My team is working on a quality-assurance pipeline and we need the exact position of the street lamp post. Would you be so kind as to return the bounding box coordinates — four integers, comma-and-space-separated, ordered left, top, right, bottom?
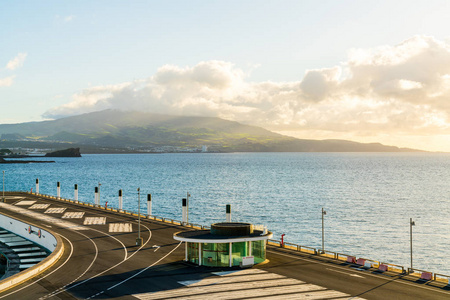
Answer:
2, 171, 4, 203
98, 182, 101, 206
321, 207, 326, 253
136, 188, 143, 246
186, 191, 190, 224
410, 218, 415, 271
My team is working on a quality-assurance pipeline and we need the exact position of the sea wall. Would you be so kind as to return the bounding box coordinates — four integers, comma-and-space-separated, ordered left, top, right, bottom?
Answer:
0, 214, 57, 252
0, 211, 63, 292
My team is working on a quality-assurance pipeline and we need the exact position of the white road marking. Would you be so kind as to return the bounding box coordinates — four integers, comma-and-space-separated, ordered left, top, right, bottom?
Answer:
29, 203, 50, 209
134, 269, 353, 300
108, 223, 132, 232
0, 235, 74, 299
152, 245, 160, 252
48, 223, 152, 298
62, 212, 85, 219
0, 202, 87, 230
39, 230, 99, 300
105, 242, 182, 293
327, 268, 365, 278
44, 207, 67, 214
270, 249, 450, 296
83, 217, 106, 225
15, 200, 36, 206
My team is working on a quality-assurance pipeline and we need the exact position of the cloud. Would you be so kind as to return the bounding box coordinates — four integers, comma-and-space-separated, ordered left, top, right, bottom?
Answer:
64, 15, 75, 22
6, 53, 27, 70
0, 76, 15, 87
44, 36, 450, 150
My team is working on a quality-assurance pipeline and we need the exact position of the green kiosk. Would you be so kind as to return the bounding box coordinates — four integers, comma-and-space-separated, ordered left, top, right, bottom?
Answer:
173, 222, 272, 267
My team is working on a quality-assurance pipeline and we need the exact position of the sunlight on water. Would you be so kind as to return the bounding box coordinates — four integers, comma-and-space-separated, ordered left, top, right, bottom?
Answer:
2, 152, 449, 274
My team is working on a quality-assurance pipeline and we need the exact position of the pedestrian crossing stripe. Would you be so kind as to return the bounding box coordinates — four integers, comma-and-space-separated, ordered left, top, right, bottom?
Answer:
15, 201, 36, 206
134, 269, 366, 300
62, 212, 85, 219
29, 204, 51, 209
44, 207, 67, 214
108, 223, 132, 232
0, 202, 89, 230
84, 217, 106, 225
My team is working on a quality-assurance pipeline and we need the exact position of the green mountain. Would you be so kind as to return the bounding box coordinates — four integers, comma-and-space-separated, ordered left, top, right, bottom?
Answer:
0, 110, 421, 152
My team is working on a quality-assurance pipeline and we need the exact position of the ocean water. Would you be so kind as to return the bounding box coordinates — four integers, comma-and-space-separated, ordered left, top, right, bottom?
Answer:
1, 153, 449, 274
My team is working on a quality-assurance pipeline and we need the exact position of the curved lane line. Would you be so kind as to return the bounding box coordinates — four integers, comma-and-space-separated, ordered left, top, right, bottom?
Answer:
47, 223, 152, 298
267, 249, 450, 296
39, 230, 100, 299
0, 235, 74, 299
86, 241, 183, 299
87, 226, 128, 261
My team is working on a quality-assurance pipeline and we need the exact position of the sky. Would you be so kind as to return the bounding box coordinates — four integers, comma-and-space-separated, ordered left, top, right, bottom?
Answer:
2, 0, 450, 151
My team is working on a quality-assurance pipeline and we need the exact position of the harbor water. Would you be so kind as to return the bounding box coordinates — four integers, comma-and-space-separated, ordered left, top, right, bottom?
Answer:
1, 152, 449, 274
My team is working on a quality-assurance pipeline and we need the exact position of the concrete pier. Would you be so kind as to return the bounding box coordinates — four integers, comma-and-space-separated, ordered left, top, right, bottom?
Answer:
0, 191, 448, 299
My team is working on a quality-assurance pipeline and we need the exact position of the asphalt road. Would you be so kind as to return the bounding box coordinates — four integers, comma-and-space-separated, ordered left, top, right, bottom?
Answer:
0, 193, 448, 299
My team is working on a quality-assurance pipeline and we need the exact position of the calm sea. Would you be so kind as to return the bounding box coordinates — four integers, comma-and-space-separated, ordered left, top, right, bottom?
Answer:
2, 153, 449, 274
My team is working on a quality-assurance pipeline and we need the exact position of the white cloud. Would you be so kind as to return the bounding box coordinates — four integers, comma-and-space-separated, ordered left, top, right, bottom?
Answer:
44, 36, 450, 150
0, 76, 15, 87
6, 53, 27, 70
64, 15, 75, 22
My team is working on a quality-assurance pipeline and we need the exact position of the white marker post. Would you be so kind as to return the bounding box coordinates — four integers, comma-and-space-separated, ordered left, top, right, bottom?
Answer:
118, 189, 123, 211
95, 186, 99, 206
147, 194, 152, 217
74, 184, 78, 202
226, 204, 231, 222
35, 179, 39, 194
182, 198, 187, 225
57, 182, 60, 199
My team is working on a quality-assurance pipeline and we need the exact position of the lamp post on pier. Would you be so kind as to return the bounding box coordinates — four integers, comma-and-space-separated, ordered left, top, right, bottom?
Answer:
98, 182, 101, 206
2, 171, 4, 203
186, 191, 190, 224
321, 207, 326, 253
410, 218, 415, 271
136, 187, 143, 246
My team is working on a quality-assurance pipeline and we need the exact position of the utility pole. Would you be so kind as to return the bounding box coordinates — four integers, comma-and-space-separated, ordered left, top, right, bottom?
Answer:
98, 182, 101, 206
321, 207, 326, 253
2, 171, 4, 203
410, 218, 415, 271
136, 188, 143, 246
186, 191, 190, 224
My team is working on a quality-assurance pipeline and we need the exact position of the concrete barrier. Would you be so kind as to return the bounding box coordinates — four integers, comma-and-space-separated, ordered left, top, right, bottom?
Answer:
346, 256, 356, 263
379, 264, 389, 272
421, 272, 433, 281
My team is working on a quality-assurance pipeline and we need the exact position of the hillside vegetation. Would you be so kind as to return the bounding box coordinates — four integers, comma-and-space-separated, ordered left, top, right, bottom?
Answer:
0, 110, 421, 153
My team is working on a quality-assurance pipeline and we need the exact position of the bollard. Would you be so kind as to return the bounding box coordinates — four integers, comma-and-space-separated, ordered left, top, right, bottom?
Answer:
57, 182, 60, 199
281, 234, 285, 248
182, 198, 187, 225
226, 204, 231, 222
74, 184, 78, 202
118, 189, 123, 211
147, 194, 152, 216
36, 179, 39, 194
95, 186, 99, 206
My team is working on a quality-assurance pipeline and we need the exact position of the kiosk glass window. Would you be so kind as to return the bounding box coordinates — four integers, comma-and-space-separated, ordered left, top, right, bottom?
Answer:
202, 243, 229, 267
187, 242, 199, 264
252, 240, 266, 263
